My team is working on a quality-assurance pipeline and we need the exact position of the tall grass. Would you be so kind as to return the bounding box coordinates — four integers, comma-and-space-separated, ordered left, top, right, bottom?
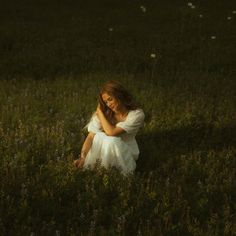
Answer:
0, 0, 236, 235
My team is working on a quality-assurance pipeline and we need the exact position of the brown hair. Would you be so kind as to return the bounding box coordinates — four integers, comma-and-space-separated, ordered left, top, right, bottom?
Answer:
98, 80, 138, 124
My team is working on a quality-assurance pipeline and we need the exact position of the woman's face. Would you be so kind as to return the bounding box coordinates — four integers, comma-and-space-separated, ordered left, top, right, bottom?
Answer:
101, 93, 120, 112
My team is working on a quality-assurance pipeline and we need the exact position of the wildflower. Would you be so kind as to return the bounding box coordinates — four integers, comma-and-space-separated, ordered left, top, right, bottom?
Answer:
21, 183, 27, 196
148, 191, 157, 200
199, 14, 203, 18
191, 5, 196, 9
56, 230, 60, 236
109, 27, 113, 32
103, 174, 109, 186
80, 213, 85, 220
137, 229, 142, 236
233, 10, 236, 14
187, 2, 193, 7
89, 220, 96, 233
150, 53, 156, 58
211, 36, 216, 39
227, 16, 232, 20
140, 6, 147, 13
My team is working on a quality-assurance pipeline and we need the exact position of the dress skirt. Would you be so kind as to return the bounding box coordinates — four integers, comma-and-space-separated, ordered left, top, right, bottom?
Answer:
83, 132, 137, 175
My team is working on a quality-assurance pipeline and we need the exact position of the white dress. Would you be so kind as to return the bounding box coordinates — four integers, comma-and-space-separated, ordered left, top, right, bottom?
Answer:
83, 109, 145, 175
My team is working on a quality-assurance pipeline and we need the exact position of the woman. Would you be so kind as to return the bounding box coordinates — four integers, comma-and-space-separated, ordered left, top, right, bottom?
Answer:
74, 80, 145, 175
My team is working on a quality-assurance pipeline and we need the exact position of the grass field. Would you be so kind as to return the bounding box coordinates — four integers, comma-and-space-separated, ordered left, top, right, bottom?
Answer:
0, 0, 236, 235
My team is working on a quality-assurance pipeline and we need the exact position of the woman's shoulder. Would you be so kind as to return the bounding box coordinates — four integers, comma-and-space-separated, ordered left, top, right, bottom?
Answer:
129, 108, 145, 114
90, 112, 100, 122
128, 108, 145, 119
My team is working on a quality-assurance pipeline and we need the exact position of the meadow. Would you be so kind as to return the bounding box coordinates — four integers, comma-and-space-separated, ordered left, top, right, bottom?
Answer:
0, 0, 236, 235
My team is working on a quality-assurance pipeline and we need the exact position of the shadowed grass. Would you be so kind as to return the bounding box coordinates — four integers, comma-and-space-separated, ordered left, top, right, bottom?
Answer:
0, 0, 236, 235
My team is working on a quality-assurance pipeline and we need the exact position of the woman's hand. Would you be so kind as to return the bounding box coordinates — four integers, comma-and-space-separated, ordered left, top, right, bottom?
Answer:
74, 157, 85, 168
74, 152, 86, 168
74, 150, 87, 168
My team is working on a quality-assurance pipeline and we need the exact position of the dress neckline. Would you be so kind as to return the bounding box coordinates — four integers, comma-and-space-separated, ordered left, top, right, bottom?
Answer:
115, 110, 131, 124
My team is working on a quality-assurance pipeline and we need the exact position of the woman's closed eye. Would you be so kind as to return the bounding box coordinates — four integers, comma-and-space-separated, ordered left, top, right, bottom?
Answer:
105, 97, 113, 104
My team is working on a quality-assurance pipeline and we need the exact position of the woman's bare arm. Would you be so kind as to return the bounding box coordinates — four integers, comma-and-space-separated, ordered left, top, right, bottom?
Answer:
96, 106, 125, 136
74, 132, 95, 168
80, 132, 95, 158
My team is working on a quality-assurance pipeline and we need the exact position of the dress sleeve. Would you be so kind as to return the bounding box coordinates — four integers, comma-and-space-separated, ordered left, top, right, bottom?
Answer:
116, 109, 145, 134
87, 113, 103, 133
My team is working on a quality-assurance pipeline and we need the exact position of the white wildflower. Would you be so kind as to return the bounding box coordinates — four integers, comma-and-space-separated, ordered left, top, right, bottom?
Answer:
150, 53, 156, 58
140, 5, 147, 13
199, 14, 203, 18
191, 5, 196, 9
56, 230, 60, 236
109, 27, 113, 32
232, 10, 236, 14
227, 16, 232, 20
80, 213, 85, 219
187, 2, 193, 7
211, 36, 216, 40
